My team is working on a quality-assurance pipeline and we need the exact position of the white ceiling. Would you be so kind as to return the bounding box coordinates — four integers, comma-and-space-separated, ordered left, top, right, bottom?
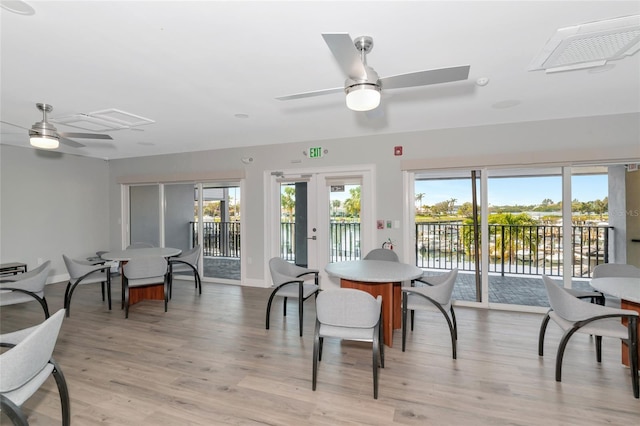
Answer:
1, 1, 639, 160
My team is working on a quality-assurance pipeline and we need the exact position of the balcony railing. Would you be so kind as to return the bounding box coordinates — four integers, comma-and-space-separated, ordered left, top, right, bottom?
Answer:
416, 222, 612, 278
280, 221, 361, 262
192, 220, 612, 278
191, 221, 240, 258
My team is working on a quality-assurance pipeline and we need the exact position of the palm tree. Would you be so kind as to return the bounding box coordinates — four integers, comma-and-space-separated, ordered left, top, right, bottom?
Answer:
281, 186, 295, 223
415, 193, 425, 214
331, 199, 341, 218
343, 187, 361, 218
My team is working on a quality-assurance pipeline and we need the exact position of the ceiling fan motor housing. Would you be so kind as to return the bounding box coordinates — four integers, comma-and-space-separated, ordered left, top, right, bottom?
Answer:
29, 120, 59, 140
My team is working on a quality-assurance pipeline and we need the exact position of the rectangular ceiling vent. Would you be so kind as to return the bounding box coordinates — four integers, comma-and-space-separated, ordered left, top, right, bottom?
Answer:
51, 109, 155, 132
528, 14, 640, 73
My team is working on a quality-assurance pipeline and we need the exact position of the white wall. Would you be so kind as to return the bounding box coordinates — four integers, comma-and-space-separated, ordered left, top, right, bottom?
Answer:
2, 114, 637, 286
106, 113, 640, 285
0, 145, 110, 283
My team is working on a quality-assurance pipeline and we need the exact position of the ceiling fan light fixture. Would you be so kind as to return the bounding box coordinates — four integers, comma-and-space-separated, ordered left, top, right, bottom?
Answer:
30, 134, 59, 149
345, 84, 381, 112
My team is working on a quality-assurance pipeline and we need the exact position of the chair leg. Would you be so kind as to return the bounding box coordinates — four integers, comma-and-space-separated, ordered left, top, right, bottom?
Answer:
64, 282, 72, 317
51, 358, 71, 426
538, 313, 551, 356
372, 334, 379, 399
101, 281, 105, 301
0, 395, 28, 426
555, 329, 579, 382
313, 322, 320, 391
107, 273, 112, 311
265, 290, 279, 330
125, 284, 130, 319
450, 306, 458, 340
283, 297, 288, 317
444, 312, 457, 360
595, 335, 602, 363
379, 313, 385, 368
164, 278, 169, 312
402, 292, 408, 352
298, 284, 304, 337
41, 297, 51, 319
628, 317, 638, 398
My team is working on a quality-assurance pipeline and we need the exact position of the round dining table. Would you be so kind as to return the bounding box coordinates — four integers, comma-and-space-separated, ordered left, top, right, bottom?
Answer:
102, 247, 182, 306
325, 259, 423, 347
590, 276, 640, 367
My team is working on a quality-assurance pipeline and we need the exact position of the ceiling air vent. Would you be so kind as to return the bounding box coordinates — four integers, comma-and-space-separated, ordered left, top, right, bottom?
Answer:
51, 109, 155, 132
529, 14, 640, 73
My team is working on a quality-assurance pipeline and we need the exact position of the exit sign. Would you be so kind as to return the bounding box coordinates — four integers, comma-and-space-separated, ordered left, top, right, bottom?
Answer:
309, 147, 323, 158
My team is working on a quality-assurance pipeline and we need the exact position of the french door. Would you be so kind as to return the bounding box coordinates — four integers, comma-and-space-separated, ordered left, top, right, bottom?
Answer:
268, 166, 375, 288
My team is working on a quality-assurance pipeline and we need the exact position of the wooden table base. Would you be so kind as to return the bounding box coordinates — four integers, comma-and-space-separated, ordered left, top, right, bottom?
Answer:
128, 283, 165, 305
339, 278, 401, 347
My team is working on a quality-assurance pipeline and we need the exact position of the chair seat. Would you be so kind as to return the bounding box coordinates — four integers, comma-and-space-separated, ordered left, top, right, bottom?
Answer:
273, 283, 319, 299
405, 286, 452, 311
2, 364, 54, 406
319, 324, 376, 340
127, 276, 166, 287
0, 290, 45, 306
548, 311, 630, 339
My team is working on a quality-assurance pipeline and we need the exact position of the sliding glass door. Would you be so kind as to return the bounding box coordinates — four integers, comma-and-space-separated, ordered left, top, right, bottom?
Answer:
127, 181, 242, 284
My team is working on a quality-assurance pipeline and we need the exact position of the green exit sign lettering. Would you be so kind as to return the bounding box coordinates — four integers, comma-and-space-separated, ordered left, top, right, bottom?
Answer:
309, 147, 323, 158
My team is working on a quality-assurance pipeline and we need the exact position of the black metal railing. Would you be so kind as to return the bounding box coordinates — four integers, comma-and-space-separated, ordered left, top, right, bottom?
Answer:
191, 222, 241, 258
280, 221, 361, 262
415, 222, 612, 278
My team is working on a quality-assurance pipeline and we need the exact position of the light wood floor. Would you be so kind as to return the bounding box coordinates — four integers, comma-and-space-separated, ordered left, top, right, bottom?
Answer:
1, 278, 638, 425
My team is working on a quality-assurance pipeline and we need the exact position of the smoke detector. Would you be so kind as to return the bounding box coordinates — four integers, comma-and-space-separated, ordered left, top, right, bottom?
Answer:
529, 15, 640, 73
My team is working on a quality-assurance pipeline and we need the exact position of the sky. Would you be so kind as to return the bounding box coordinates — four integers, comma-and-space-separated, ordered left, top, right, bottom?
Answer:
415, 174, 608, 207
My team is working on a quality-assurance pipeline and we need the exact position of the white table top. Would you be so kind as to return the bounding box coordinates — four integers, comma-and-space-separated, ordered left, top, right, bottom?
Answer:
325, 259, 423, 283
590, 277, 640, 303
101, 247, 182, 261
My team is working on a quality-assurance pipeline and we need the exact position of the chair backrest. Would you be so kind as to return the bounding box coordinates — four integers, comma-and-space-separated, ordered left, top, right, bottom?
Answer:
593, 263, 640, 278
62, 254, 100, 280
123, 256, 167, 280
316, 288, 381, 328
424, 269, 458, 305
0, 261, 50, 294
0, 309, 65, 393
542, 275, 603, 321
363, 248, 399, 262
177, 245, 200, 266
127, 242, 154, 249
269, 257, 313, 286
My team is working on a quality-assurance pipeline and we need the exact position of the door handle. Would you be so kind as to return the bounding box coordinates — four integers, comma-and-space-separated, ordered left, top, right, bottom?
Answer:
307, 236, 317, 240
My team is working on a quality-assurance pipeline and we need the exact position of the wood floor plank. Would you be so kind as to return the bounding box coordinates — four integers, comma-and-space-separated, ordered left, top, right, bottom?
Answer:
1, 278, 638, 425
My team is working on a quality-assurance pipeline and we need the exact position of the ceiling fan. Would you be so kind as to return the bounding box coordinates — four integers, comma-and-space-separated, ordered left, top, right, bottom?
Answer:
277, 33, 471, 112
1, 103, 113, 149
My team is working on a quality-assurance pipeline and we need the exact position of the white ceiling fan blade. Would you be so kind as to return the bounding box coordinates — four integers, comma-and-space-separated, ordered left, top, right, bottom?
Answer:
380, 65, 470, 90
276, 87, 344, 101
0, 120, 29, 131
59, 137, 86, 148
58, 131, 113, 140
322, 33, 368, 79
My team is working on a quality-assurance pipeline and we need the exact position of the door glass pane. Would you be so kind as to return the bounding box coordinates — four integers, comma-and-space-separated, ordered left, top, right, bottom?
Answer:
487, 170, 561, 307
130, 185, 159, 247
200, 184, 241, 281
570, 166, 610, 292
280, 182, 308, 265
329, 183, 361, 262
415, 173, 480, 302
